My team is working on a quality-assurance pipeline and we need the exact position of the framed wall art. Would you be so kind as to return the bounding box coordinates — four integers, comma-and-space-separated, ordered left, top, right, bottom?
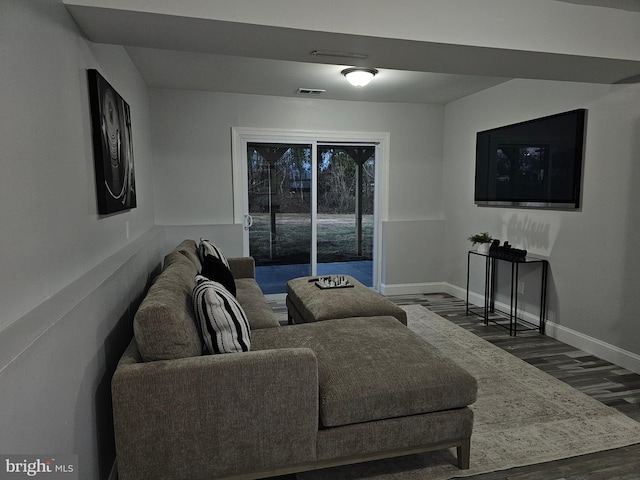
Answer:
87, 69, 137, 214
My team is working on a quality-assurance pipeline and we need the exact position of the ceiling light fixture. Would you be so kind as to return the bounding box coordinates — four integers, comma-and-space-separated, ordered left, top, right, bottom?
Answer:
341, 68, 378, 87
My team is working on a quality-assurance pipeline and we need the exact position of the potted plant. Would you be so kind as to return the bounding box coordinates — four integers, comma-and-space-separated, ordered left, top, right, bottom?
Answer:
468, 232, 493, 254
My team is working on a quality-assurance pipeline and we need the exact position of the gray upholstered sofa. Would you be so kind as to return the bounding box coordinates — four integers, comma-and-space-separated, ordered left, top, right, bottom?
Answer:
112, 240, 477, 480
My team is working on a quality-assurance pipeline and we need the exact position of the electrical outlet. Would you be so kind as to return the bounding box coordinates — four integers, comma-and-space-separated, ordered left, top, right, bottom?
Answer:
518, 281, 525, 294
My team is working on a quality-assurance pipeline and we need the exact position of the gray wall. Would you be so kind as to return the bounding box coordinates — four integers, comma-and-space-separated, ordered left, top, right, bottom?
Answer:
150, 89, 448, 286
0, 229, 166, 479
442, 78, 640, 368
0, 1, 157, 478
0, 0, 155, 333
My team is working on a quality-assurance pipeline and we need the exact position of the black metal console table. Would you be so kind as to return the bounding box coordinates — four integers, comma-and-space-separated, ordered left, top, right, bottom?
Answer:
465, 251, 549, 336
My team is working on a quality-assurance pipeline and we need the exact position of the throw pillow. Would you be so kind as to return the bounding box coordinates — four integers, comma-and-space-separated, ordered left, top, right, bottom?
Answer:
192, 275, 251, 354
201, 254, 237, 297
198, 238, 230, 268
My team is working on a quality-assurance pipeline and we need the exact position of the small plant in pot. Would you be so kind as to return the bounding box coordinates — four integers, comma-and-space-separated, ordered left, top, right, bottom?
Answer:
468, 232, 493, 254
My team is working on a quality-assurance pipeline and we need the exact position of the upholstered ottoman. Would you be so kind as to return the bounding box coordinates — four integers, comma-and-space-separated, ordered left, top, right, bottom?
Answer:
286, 275, 407, 325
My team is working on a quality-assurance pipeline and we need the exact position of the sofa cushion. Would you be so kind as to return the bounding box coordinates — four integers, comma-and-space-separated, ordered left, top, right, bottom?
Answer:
251, 316, 477, 427
193, 276, 251, 354
235, 278, 281, 330
227, 256, 255, 280
133, 260, 203, 362
201, 254, 236, 296
174, 239, 202, 271
198, 238, 229, 268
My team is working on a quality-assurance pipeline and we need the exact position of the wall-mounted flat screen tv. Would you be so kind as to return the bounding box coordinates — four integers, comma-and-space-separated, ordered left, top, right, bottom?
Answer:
474, 109, 586, 209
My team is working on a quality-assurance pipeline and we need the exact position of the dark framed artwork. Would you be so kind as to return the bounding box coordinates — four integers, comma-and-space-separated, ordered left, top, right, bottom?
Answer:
87, 69, 137, 214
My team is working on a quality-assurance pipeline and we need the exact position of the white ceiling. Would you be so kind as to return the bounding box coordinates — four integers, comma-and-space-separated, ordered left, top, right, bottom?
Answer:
124, 47, 511, 104
65, 0, 640, 104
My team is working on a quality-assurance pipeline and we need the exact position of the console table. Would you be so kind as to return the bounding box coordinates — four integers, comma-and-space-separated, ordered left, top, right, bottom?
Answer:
465, 251, 549, 336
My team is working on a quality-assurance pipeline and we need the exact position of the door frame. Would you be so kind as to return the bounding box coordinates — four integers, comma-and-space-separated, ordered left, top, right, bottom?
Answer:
231, 127, 390, 291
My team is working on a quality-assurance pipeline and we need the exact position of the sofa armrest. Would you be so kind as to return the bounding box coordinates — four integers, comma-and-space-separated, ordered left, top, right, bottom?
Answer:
228, 256, 255, 279
112, 345, 319, 480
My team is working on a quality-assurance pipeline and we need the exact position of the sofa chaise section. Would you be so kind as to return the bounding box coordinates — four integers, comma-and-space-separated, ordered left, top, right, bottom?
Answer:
252, 316, 476, 468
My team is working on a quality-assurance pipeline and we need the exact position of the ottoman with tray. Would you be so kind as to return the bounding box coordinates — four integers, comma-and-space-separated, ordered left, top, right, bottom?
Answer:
286, 275, 407, 325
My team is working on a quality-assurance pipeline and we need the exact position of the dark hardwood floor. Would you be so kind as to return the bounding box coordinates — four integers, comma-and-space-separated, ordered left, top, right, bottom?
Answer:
269, 292, 640, 480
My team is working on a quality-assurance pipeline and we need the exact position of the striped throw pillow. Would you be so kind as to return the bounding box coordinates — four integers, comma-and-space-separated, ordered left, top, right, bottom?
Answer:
198, 238, 230, 268
192, 275, 250, 354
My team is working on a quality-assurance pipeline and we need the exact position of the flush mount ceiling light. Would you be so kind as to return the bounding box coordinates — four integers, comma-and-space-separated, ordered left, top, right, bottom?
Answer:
341, 68, 378, 87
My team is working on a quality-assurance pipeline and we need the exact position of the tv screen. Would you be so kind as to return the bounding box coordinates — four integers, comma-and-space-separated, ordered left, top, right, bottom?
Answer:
474, 109, 586, 209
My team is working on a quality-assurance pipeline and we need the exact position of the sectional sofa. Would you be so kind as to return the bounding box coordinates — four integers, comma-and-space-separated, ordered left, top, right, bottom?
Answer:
111, 240, 477, 480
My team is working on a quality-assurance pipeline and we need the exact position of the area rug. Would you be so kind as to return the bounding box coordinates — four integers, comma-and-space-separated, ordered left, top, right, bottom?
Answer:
297, 304, 640, 480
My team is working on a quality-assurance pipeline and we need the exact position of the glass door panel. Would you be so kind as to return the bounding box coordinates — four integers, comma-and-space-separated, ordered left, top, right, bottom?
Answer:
247, 143, 312, 294
316, 146, 375, 287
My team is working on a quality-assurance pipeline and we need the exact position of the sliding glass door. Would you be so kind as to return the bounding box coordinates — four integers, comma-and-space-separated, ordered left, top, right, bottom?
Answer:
234, 129, 385, 295
316, 145, 375, 284
246, 143, 313, 294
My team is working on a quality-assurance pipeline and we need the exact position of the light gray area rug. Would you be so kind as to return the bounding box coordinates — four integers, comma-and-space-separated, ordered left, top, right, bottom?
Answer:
298, 304, 640, 480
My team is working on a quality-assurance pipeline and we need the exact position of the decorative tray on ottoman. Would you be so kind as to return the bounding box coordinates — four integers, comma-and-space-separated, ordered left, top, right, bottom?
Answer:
315, 276, 354, 289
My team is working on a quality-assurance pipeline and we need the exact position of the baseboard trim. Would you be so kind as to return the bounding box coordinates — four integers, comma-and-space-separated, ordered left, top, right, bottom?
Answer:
380, 282, 449, 296
383, 282, 640, 375
383, 282, 476, 302
445, 283, 469, 301
545, 321, 640, 375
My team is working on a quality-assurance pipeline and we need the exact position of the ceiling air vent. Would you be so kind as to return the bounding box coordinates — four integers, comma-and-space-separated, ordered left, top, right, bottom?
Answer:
297, 88, 326, 95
